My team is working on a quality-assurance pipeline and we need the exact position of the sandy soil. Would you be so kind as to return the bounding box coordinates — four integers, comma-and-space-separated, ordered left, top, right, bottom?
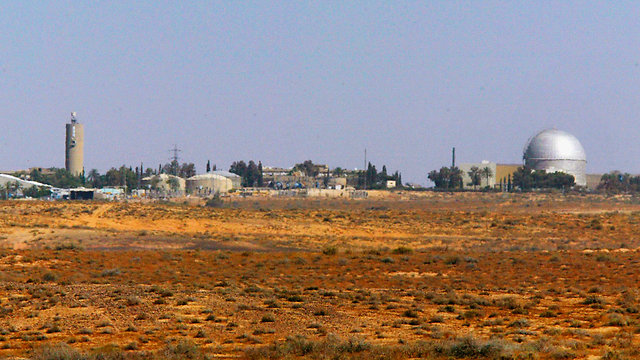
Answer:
0, 193, 639, 359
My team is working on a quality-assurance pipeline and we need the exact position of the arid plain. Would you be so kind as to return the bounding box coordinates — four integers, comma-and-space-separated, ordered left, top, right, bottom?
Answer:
1, 192, 640, 359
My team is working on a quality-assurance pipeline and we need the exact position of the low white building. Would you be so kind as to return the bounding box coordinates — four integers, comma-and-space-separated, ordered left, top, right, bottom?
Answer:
0, 174, 52, 189
187, 171, 241, 195
459, 161, 497, 189
141, 174, 186, 193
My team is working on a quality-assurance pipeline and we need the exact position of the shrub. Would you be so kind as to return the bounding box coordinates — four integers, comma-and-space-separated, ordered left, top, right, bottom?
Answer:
287, 295, 304, 302
607, 313, 628, 326
322, 247, 337, 255
100, 268, 121, 277
42, 272, 58, 282
444, 256, 461, 265
540, 310, 558, 318
261, 314, 275, 323
402, 309, 419, 318
392, 246, 413, 255
583, 295, 605, 305
205, 193, 224, 208
31, 343, 85, 360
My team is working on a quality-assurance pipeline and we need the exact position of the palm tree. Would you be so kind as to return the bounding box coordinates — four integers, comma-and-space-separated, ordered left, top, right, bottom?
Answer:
481, 167, 493, 188
87, 169, 101, 188
467, 166, 481, 189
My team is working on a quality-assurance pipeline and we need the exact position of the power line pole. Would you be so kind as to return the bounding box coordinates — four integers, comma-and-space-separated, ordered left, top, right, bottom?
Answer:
168, 145, 182, 176
363, 148, 367, 190
170, 144, 181, 163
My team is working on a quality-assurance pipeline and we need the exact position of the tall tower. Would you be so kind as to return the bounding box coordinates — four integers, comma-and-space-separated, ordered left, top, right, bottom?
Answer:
65, 112, 84, 176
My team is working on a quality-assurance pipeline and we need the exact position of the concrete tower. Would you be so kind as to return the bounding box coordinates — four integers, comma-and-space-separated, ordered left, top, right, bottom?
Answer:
65, 112, 84, 176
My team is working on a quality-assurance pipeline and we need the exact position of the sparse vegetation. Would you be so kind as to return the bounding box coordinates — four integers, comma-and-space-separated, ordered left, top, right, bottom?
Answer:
0, 195, 639, 358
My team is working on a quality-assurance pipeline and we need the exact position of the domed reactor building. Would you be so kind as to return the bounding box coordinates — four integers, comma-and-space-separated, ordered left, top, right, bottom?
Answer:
523, 129, 587, 187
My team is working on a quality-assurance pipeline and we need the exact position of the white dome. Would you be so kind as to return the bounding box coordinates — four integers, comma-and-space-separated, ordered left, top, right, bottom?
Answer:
523, 129, 586, 162
523, 129, 587, 186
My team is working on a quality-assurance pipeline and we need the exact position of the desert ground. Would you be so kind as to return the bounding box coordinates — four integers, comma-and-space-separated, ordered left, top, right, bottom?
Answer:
1, 192, 640, 359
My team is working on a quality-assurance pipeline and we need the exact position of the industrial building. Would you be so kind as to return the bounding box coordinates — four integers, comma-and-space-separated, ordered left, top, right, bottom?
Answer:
141, 174, 186, 194
65, 112, 84, 176
523, 129, 587, 187
0, 174, 51, 189
186, 171, 241, 195
459, 161, 497, 189
495, 164, 520, 188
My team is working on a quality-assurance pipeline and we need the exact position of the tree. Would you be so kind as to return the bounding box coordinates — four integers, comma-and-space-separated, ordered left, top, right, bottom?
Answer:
168, 177, 180, 192
23, 186, 51, 198
449, 167, 463, 189
87, 169, 102, 188
105, 168, 122, 187
428, 166, 463, 190
597, 171, 640, 193
0, 183, 7, 200
162, 160, 180, 176
512, 167, 574, 191
230, 160, 263, 187
379, 165, 388, 183
206, 160, 211, 173
366, 162, 378, 189
179, 163, 196, 178
467, 166, 481, 189
230, 161, 247, 178
293, 160, 318, 177
481, 166, 493, 188
246, 161, 260, 187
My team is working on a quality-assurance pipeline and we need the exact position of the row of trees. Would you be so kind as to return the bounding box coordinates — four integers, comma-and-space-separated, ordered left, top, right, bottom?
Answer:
597, 172, 640, 193
0, 182, 50, 199
24, 160, 196, 191
12, 158, 406, 195
428, 167, 463, 189
428, 166, 575, 191
359, 162, 402, 189
161, 161, 196, 178
511, 167, 575, 190
229, 160, 264, 187
28, 168, 84, 189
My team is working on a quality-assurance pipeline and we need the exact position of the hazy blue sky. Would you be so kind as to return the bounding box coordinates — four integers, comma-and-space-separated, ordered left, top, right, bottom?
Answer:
2, 1, 640, 184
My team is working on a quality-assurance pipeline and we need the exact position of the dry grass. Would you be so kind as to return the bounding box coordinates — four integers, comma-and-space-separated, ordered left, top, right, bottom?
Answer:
0, 194, 639, 358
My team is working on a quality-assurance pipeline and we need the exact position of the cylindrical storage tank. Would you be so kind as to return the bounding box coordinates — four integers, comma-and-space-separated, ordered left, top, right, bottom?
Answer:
523, 129, 587, 186
65, 120, 84, 176
187, 174, 233, 194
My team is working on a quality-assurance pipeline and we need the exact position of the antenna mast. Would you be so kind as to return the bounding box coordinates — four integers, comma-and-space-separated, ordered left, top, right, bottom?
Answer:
170, 144, 182, 163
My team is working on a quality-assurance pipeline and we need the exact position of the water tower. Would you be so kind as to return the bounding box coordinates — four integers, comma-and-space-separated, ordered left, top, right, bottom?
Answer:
65, 112, 84, 176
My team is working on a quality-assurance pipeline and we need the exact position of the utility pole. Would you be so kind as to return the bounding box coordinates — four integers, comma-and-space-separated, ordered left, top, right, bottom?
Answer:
138, 162, 143, 190
363, 148, 367, 190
